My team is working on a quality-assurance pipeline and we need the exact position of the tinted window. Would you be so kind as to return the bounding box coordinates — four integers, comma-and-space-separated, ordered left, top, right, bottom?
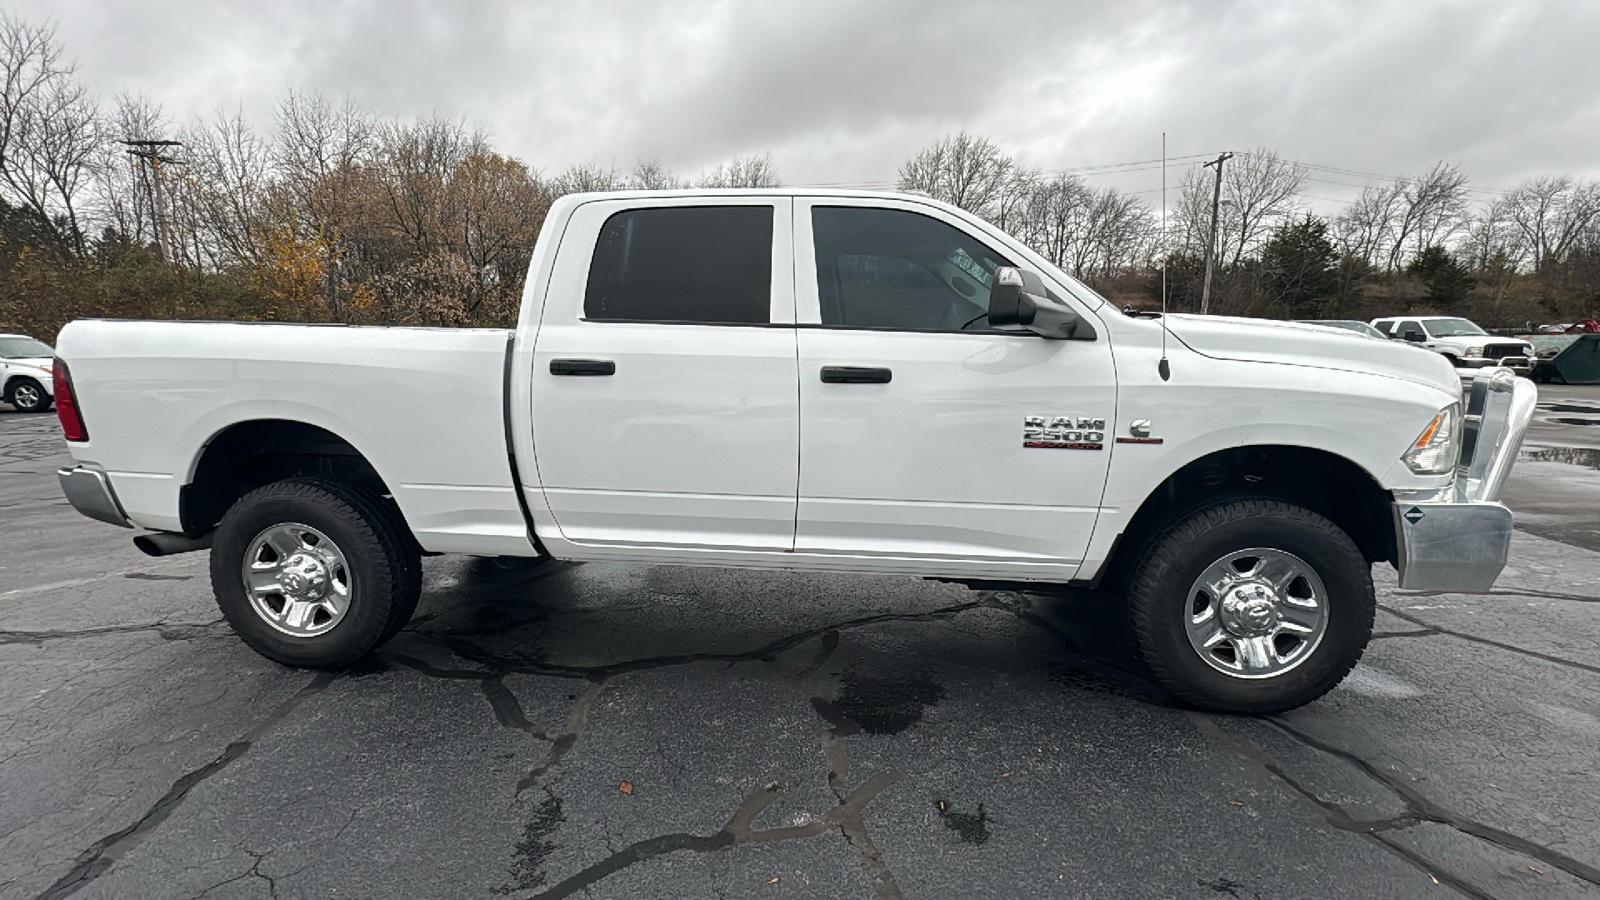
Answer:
0, 336, 52, 358
584, 206, 772, 324
812, 207, 1013, 331
1397, 320, 1424, 339
1371, 319, 1395, 334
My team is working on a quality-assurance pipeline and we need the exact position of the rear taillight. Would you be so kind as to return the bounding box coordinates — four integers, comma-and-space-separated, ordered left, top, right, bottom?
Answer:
53, 359, 87, 441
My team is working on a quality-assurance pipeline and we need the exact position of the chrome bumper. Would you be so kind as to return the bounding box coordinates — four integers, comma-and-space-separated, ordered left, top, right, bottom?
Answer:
1394, 368, 1536, 592
58, 466, 132, 528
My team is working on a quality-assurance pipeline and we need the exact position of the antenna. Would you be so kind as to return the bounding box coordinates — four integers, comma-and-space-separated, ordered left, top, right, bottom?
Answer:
1158, 133, 1171, 381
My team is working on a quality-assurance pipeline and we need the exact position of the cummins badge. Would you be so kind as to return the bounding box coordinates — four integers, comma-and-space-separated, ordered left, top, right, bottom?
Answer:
1023, 416, 1105, 450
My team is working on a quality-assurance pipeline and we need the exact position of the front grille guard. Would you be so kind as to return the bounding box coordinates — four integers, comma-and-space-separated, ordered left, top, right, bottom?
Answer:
1455, 368, 1538, 503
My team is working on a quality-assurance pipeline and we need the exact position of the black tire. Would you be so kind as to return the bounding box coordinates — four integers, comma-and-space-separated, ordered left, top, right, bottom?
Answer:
1440, 354, 1461, 368
210, 477, 421, 668
5, 377, 51, 412
1126, 499, 1375, 714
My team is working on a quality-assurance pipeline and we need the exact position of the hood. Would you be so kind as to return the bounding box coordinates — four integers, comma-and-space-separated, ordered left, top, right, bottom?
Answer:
1163, 315, 1461, 395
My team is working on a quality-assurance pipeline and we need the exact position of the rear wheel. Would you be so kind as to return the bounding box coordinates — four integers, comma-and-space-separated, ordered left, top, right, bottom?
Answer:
1126, 499, 1374, 713
210, 477, 420, 668
5, 377, 50, 412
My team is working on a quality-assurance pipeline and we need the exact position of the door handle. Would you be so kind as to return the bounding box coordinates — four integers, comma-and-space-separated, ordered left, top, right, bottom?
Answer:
550, 359, 616, 376
821, 366, 892, 384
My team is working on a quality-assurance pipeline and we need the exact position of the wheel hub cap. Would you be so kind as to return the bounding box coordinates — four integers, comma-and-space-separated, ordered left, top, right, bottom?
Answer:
241, 523, 352, 638
1184, 547, 1330, 679
1220, 586, 1281, 637
278, 554, 330, 602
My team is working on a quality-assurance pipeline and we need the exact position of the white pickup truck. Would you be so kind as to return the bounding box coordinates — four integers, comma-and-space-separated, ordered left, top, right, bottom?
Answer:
52, 190, 1536, 713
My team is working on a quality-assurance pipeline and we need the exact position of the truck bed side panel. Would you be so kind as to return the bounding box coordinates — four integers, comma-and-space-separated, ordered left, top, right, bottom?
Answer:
56, 320, 533, 556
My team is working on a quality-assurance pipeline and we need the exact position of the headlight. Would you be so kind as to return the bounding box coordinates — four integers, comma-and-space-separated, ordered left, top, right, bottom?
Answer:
1402, 404, 1461, 475
1465, 345, 1483, 356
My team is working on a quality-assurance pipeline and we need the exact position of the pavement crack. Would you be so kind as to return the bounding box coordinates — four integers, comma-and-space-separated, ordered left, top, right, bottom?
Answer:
0, 621, 226, 646
1377, 604, 1600, 675
1264, 717, 1600, 888
36, 672, 338, 899
1369, 628, 1440, 640
526, 771, 901, 900
515, 681, 605, 794
1398, 587, 1600, 604
482, 677, 552, 741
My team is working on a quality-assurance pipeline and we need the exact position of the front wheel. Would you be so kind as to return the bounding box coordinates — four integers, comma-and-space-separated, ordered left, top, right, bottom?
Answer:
1126, 500, 1375, 714
210, 477, 420, 668
5, 377, 50, 412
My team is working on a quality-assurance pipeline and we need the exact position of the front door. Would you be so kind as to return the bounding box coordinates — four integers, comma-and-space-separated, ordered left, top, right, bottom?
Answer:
530, 198, 799, 550
793, 199, 1116, 578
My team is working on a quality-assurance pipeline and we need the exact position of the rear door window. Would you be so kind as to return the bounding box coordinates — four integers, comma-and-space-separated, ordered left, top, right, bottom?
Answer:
584, 206, 773, 324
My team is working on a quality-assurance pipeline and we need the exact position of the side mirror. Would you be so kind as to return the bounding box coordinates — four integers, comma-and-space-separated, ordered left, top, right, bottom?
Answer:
1402, 331, 1426, 342
988, 267, 1084, 340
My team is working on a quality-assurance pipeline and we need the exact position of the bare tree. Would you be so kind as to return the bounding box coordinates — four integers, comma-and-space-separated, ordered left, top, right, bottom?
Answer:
1218, 150, 1308, 267
1334, 182, 1403, 267
630, 159, 683, 190
1383, 162, 1469, 272
551, 161, 625, 196
897, 133, 1014, 216
1501, 176, 1600, 272
173, 108, 274, 267
696, 153, 780, 188
0, 14, 100, 252
94, 92, 168, 245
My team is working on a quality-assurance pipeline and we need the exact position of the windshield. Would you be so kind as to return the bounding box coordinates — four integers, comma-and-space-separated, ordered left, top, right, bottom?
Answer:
0, 336, 52, 358
1424, 318, 1487, 337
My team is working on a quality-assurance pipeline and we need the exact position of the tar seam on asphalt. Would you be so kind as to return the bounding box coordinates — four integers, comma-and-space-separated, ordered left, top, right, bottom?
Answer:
1191, 711, 1600, 891
36, 672, 340, 900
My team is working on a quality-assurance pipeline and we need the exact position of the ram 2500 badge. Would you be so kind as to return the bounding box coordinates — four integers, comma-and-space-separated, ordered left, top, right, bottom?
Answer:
51, 190, 1536, 713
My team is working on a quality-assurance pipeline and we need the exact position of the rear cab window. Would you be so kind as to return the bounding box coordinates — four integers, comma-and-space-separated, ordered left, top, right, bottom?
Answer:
584, 206, 773, 325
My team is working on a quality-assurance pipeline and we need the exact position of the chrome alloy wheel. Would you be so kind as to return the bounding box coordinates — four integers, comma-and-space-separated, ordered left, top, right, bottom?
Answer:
1184, 547, 1329, 679
241, 523, 352, 638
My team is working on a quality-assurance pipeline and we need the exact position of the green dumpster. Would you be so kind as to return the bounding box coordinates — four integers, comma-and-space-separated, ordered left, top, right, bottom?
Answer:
1529, 334, 1600, 383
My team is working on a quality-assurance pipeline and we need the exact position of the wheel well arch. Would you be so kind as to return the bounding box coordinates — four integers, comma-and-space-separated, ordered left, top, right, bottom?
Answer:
180, 419, 397, 535
1104, 444, 1395, 583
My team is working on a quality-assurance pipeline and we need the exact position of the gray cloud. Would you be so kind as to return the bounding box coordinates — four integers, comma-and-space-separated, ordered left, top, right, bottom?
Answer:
20, 0, 1600, 206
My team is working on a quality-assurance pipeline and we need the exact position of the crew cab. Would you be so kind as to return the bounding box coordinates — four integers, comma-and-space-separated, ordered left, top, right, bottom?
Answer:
1371, 316, 1534, 375
1, 333, 56, 412
52, 190, 1536, 713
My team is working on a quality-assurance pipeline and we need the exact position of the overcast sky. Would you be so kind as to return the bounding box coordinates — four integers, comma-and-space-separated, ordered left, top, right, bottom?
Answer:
19, 0, 1600, 211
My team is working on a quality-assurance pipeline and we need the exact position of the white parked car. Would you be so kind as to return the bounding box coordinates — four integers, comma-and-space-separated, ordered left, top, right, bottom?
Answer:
51, 190, 1536, 714
1370, 316, 1534, 375
0, 333, 55, 412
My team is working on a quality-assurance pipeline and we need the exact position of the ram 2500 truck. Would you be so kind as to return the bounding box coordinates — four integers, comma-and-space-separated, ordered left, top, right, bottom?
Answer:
51, 190, 1536, 713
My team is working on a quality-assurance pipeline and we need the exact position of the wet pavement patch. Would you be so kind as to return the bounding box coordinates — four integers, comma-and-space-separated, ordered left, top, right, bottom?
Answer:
935, 800, 992, 844
1522, 446, 1600, 469
829, 671, 945, 735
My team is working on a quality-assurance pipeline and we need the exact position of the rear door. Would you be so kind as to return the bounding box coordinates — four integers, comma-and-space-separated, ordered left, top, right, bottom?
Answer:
792, 198, 1116, 576
530, 198, 799, 550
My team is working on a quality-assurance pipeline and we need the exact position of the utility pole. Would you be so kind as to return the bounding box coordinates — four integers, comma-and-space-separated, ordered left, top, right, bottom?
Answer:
1199, 151, 1233, 315
120, 139, 183, 264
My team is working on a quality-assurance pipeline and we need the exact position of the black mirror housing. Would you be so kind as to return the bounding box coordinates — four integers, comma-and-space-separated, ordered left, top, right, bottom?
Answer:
988, 266, 1089, 340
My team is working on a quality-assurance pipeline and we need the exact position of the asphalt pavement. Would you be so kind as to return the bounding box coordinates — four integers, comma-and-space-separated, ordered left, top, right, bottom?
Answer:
2, 392, 1599, 900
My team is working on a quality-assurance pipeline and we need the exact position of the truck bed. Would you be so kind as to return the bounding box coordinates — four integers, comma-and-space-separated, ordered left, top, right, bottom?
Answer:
55, 320, 532, 555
